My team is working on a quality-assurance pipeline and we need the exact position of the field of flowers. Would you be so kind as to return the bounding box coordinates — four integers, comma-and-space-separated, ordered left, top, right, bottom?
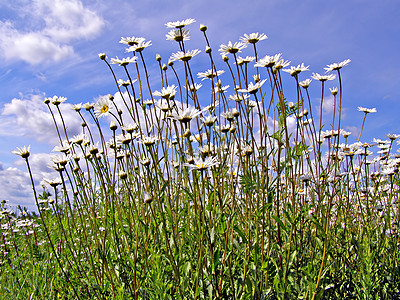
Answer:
1, 19, 399, 299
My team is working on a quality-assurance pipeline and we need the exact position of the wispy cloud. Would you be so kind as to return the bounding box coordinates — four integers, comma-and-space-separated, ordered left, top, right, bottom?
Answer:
0, 0, 104, 65
1, 94, 82, 144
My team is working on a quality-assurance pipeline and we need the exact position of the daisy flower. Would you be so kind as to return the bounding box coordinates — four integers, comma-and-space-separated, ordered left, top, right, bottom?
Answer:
219, 41, 247, 56
94, 97, 113, 118
165, 18, 196, 29
324, 59, 351, 72
46, 96, 67, 106
12, 145, 30, 159
119, 36, 145, 45
153, 85, 177, 99
238, 79, 267, 94
387, 133, 400, 141
240, 32, 268, 44
125, 40, 152, 52
283, 63, 309, 76
170, 107, 201, 123
197, 69, 225, 80
110, 56, 137, 66
236, 56, 255, 66
183, 156, 219, 171
140, 135, 159, 146
166, 29, 190, 42
311, 72, 336, 82
254, 53, 282, 68
170, 49, 201, 62
357, 107, 377, 114
299, 79, 312, 88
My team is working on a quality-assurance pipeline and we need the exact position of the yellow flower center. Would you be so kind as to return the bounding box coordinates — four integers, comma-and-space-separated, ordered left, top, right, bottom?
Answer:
101, 105, 109, 114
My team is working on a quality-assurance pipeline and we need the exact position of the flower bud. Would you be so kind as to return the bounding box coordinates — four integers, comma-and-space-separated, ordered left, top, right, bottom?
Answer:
98, 53, 106, 60
200, 24, 207, 32
156, 54, 161, 61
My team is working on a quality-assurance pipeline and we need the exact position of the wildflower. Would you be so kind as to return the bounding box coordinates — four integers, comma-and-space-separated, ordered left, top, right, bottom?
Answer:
274, 59, 291, 70
202, 115, 217, 127
119, 36, 145, 45
311, 72, 336, 82
166, 29, 190, 42
357, 107, 377, 114
197, 69, 225, 80
240, 32, 268, 44
47, 96, 67, 106
200, 24, 207, 31
330, 87, 338, 95
153, 85, 177, 99
324, 59, 351, 72
117, 79, 134, 87
110, 56, 137, 66
236, 56, 255, 66
165, 18, 196, 29
72, 103, 82, 112
42, 177, 62, 188
229, 94, 250, 102
283, 63, 309, 76
94, 97, 113, 118
170, 49, 201, 62
98, 53, 106, 60
341, 130, 351, 138
144, 192, 153, 203
53, 144, 70, 154
219, 41, 247, 56
254, 53, 282, 68
12, 146, 30, 159
82, 102, 94, 110
299, 79, 312, 88
183, 156, 219, 171
238, 79, 267, 94
214, 82, 230, 94
125, 40, 152, 52
140, 135, 159, 146
387, 133, 400, 141
170, 107, 201, 123
187, 83, 202, 92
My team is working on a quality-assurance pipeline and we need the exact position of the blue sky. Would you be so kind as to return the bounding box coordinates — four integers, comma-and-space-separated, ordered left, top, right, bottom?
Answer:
1, 0, 399, 211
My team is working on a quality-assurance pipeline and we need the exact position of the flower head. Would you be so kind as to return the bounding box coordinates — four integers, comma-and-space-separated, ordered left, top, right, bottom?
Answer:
311, 72, 336, 82
119, 36, 145, 45
219, 41, 247, 56
165, 18, 196, 29
240, 32, 268, 44
46, 96, 67, 106
324, 59, 351, 72
166, 29, 190, 42
94, 97, 113, 118
197, 69, 225, 80
12, 146, 30, 159
110, 56, 137, 66
254, 53, 282, 68
299, 79, 312, 88
357, 107, 377, 114
170, 49, 201, 62
183, 156, 219, 171
238, 79, 267, 94
125, 40, 152, 52
153, 85, 177, 99
170, 107, 201, 123
283, 63, 309, 76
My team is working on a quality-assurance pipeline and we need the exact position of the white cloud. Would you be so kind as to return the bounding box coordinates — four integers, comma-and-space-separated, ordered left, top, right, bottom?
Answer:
1, 94, 82, 145
0, 0, 104, 65
0, 153, 57, 212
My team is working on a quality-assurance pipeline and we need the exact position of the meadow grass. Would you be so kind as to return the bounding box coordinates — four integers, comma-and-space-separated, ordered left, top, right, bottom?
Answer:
1, 19, 400, 299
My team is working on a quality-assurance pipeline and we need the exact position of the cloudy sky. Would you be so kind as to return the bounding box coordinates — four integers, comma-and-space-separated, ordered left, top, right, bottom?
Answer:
1, 0, 399, 211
